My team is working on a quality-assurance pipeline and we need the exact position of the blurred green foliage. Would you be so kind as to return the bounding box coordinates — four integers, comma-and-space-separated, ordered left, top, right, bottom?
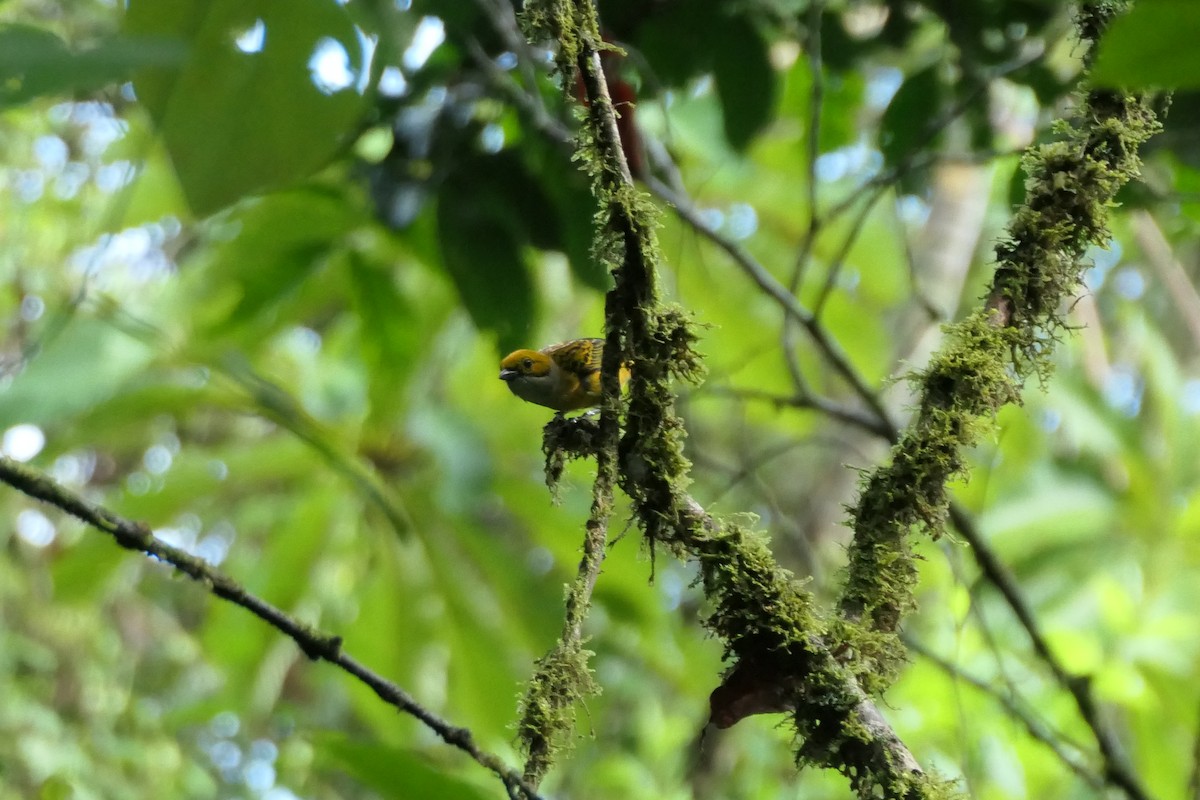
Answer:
1, 0, 1199, 798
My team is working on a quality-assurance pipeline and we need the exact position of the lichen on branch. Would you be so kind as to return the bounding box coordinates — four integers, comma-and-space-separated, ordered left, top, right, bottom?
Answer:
839, 0, 1160, 693
516, 0, 706, 782
518, 0, 950, 796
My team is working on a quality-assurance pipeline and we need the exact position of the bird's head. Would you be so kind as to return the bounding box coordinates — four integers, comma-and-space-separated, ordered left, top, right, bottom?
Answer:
499, 349, 553, 382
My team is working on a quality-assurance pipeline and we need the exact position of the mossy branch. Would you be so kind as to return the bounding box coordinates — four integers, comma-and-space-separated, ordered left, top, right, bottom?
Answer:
515, 0, 651, 783
517, 0, 1158, 796
518, 418, 610, 784
519, 0, 952, 796
677, 499, 954, 799
838, 0, 1160, 697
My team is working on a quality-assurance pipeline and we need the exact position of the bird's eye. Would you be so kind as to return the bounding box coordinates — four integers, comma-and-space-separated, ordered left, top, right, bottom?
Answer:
522, 358, 533, 369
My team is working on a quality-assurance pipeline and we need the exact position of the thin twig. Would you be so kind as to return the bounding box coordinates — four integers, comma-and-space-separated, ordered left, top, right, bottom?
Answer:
466, 37, 575, 149
644, 175, 892, 428
947, 504, 1149, 800
820, 49, 1040, 230
0, 456, 543, 800
1189, 697, 1200, 799
905, 636, 1104, 790
813, 181, 890, 319
781, 0, 827, 415
705, 386, 891, 437
471, 0, 550, 116
789, 0, 825, 295
520, 418, 615, 784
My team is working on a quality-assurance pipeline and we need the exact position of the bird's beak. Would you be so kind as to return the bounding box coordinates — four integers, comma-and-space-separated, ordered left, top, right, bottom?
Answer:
499, 368, 517, 382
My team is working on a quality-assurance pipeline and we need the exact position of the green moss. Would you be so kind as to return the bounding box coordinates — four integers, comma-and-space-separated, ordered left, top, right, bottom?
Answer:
516, 640, 599, 784
691, 521, 821, 653
521, 1, 1157, 795
519, 0, 580, 84
839, 33, 1160, 694
541, 414, 603, 498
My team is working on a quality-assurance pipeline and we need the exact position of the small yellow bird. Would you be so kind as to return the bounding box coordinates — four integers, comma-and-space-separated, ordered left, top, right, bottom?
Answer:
499, 338, 629, 412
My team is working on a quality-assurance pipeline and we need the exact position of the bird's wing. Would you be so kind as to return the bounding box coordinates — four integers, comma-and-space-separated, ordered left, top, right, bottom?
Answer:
546, 338, 604, 378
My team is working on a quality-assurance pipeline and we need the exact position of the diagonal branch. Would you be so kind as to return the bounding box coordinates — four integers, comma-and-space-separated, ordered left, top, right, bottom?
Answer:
830, 0, 1160, 780
0, 455, 544, 800
904, 636, 1103, 790
541, 0, 949, 795
947, 504, 1148, 800
517, 415, 614, 785
643, 175, 892, 429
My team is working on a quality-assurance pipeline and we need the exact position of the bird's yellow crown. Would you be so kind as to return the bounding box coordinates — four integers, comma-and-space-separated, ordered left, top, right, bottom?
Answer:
498, 338, 628, 412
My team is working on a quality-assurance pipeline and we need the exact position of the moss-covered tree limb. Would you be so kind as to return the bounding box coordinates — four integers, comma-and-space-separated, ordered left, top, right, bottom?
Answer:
838, 0, 1158, 672
513, 0, 660, 784
644, 73, 1149, 796
520, 1, 954, 796
836, 3, 1157, 797
516, 449, 609, 785
0, 456, 545, 800
677, 498, 951, 799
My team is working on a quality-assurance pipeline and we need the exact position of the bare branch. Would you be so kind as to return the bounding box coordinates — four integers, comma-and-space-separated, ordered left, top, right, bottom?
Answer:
905, 636, 1104, 790
0, 455, 543, 800
644, 175, 893, 428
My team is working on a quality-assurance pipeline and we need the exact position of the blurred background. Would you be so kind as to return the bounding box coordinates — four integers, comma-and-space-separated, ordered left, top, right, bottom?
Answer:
0, 0, 1198, 798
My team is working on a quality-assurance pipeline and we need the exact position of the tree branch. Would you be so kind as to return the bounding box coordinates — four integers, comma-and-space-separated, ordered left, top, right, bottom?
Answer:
838, 0, 1159, 652
530, 0, 949, 794
0, 455, 544, 800
947, 505, 1148, 800
643, 174, 892, 429
904, 636, 1103, 790
517, 415, 613, 785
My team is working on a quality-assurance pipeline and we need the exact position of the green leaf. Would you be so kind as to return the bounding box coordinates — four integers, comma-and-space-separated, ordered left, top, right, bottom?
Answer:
51, 533, 126, 604
636, 7, 774, 150
0, 24, 70, 108
982, 479, 1116, 560
556, 177, 607, 290
0, 319, 154, 428
1093, 0, 1200, 88
0, 25, 184, 108
435, 154, 537, 351
125, 0, 371, 215
436, 214, 530, 352
320, 737, 493, 800
197, 188, 362, 335
348, 254, 423, 419
1144, 91, 1200, 172
524, 153, 605, 290
635, 3, 722, 87
257, 486, 338, 610
712, 17, 775, 151
880, 65, 946, 186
